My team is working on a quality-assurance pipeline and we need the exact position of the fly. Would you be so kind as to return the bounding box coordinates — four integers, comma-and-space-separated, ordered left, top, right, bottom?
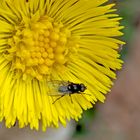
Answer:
47, 81, 87, 104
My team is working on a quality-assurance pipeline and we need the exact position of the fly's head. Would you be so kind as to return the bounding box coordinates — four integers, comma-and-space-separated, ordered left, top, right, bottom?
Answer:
80, 83, 87, 92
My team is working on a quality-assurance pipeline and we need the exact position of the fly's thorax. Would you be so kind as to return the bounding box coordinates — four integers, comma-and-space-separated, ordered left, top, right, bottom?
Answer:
67, 83, 81, 93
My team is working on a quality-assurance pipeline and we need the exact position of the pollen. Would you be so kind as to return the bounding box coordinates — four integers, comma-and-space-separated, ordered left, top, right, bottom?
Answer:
5, 16, 79, 81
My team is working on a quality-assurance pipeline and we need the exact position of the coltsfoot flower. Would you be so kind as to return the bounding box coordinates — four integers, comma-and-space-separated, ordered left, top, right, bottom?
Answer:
0, 0, 124, 131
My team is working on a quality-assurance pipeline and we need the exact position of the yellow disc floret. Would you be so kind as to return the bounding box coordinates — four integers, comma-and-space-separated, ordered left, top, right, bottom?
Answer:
5, 16, 79, 81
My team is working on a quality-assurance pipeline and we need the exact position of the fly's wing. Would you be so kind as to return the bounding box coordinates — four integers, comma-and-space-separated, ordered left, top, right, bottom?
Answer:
46, 80, 71, 96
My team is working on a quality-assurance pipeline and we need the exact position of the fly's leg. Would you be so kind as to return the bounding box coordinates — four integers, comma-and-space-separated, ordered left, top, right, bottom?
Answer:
77, 91, 91, 96
79, 92, 92, 102
69, 94, 73, 104
82, 92, 91, 96
52, 95, 65, 104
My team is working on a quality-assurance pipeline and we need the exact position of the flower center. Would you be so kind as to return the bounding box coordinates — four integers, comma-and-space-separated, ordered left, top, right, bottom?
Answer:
4, 16, 79, 81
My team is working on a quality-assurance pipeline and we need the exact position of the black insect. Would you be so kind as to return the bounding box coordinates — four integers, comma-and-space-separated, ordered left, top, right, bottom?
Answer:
47, 81, 87, 104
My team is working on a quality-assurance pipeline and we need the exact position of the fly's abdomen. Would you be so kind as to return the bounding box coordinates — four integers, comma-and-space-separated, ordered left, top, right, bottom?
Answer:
58, 86, 70, 94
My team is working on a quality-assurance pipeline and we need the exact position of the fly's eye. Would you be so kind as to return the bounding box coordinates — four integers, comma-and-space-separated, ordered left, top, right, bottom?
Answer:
80, 84, 86, 92
80, 84, 84, 87
81, 87, 85, 92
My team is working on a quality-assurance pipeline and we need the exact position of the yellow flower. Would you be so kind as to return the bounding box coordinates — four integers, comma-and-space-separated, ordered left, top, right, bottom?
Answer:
0, 0, 124, 131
